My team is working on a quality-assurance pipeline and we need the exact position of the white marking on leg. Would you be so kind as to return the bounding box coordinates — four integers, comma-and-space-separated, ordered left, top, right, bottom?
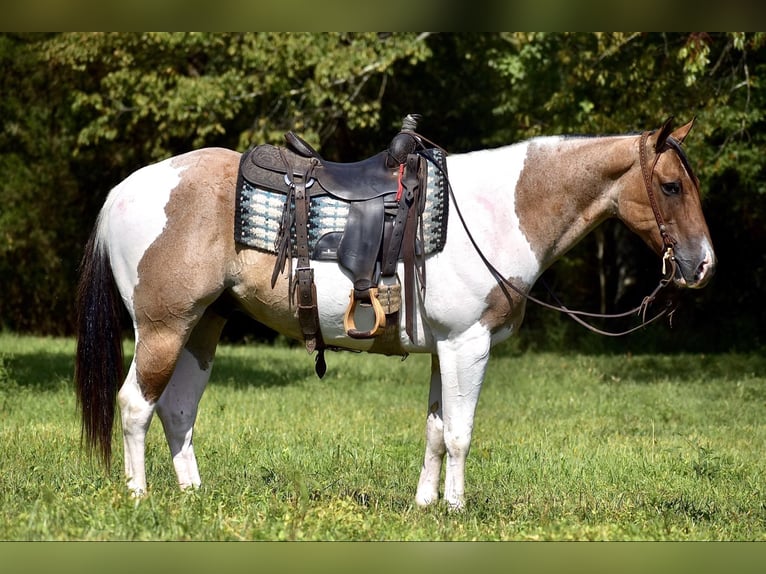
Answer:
118, 359, 155, 496
416, 355, 446, 507
156, 348, 212, 490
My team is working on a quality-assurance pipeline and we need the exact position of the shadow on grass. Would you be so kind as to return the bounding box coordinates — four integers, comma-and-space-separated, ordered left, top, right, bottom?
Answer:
2, 348, 75, 392
5, 335, 764, 394
1, 339, 311, 393
207, 348, 314, 389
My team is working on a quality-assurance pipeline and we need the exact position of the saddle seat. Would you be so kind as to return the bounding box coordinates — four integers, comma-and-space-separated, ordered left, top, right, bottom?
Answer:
315, 155, 400, 201
244, 135, 400, 203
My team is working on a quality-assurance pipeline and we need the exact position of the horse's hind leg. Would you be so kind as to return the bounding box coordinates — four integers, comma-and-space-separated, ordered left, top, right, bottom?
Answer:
155, 309, 227, 490
119, 323, 190, 495
118, 359, 156, 496
415, 355, 446, 507
155, 350, 208, 490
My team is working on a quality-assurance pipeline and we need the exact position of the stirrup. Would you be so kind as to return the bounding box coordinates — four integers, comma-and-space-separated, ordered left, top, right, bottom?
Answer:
343, 288, 387, 339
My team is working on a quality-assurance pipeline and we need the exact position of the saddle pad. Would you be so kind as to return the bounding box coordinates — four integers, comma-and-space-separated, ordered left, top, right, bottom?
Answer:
235, 148, 449, 258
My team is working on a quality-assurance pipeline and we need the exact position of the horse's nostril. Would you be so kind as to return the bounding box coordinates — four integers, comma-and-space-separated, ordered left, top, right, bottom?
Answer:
694, 252, 715, 284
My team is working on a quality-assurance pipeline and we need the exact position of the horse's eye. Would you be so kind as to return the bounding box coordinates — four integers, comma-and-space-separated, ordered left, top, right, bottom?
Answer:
661, 181, 681, 196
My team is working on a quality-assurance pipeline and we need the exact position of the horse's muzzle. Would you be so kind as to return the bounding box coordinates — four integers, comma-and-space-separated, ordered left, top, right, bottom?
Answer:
675, 244, 716, 289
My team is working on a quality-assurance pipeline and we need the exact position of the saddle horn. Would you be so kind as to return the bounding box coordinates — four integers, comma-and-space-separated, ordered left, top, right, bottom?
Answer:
387, 113, 423, 167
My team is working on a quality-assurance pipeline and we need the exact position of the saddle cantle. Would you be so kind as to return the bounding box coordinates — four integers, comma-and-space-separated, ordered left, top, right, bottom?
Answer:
235, 115, 448, 375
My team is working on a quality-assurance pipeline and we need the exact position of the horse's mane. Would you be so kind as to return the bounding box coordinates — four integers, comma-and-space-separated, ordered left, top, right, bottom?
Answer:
558, 132, 698, 186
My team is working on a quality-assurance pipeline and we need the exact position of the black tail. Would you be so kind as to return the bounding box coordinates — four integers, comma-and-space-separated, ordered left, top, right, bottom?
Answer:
75, 226, 124, 468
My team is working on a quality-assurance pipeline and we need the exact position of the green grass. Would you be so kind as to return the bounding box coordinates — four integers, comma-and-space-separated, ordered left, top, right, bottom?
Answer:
1, 333, 765, 540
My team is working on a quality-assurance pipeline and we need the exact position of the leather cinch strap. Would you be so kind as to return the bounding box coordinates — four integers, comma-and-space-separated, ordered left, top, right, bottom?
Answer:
287, 159, 326, 377
401, 154, 422, 341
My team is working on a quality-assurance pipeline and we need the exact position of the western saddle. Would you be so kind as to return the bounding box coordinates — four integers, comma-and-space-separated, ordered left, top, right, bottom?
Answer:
238, 115, 432, 376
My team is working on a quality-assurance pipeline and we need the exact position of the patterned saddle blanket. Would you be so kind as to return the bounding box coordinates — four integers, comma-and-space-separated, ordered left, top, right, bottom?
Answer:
235, 147, 448, 260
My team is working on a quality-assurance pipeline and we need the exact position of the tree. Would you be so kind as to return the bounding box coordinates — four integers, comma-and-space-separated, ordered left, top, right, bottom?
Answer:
0, 32, 432, 335
42, 33, 432, 162
479, 33, 766, 349
1, 32, 764, 350
0, 34, 83, 333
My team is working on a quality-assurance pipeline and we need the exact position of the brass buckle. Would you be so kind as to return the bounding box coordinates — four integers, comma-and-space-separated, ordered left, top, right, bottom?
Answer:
662, 247, 676, 277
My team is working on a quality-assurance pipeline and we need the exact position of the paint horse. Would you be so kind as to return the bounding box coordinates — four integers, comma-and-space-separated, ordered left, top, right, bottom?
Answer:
75, 118, 715, 509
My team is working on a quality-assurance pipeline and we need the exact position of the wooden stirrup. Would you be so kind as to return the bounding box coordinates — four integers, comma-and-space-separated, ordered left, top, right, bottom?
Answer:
343, 288, 387, 339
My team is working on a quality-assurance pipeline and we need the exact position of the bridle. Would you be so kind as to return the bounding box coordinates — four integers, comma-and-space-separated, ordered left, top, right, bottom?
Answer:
417, 129, 680, 337
639, 130, 679, 278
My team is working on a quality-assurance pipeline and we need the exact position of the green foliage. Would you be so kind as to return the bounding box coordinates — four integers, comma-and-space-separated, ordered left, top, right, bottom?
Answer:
0, 33, 431, 335
43, 32, 431, 159
0, 34, 84, 334
1, 33, 765, 347
2, 334, 766, 540
486, 32, 766, 185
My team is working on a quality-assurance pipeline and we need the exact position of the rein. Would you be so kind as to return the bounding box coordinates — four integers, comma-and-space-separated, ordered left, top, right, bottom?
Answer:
416, 131, 678, 338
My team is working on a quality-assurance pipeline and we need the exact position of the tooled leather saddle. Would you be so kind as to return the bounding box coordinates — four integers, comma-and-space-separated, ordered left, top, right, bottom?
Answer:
235, 115, 440, 376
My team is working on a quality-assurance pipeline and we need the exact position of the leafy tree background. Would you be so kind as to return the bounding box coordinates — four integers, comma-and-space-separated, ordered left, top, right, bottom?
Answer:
1, 32, 763, 351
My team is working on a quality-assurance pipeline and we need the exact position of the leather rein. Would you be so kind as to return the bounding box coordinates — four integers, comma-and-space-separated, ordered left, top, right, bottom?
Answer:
417, 130, 679, 337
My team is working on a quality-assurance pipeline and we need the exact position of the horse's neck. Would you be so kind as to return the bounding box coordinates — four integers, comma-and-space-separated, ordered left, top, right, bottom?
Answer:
447, 135, 634, 279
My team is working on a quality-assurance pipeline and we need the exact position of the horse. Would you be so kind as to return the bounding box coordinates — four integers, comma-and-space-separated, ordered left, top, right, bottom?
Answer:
75, 117, 715, 509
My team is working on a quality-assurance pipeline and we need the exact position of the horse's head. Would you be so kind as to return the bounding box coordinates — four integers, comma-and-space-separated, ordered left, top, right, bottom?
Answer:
618, 117, 716, 289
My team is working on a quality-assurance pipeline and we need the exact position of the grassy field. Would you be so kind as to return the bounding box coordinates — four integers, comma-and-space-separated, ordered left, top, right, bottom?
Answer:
1, 333, 765, 541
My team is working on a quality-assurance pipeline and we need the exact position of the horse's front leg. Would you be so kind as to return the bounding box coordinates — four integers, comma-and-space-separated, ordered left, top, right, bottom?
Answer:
415, 355, 446, 507
435, 326, 491, 510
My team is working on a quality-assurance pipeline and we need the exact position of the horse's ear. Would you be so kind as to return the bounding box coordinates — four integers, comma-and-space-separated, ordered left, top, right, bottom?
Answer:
670, 117, 695, 144
653, 116, 675, 151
